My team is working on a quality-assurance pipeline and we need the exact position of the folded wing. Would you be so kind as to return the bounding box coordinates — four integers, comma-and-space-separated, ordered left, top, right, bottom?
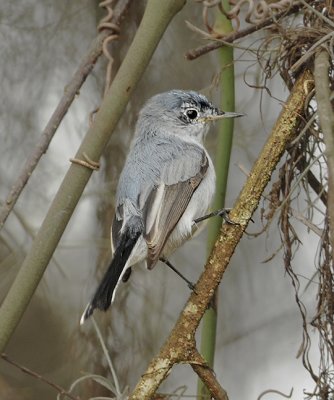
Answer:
143, 151, 208, 269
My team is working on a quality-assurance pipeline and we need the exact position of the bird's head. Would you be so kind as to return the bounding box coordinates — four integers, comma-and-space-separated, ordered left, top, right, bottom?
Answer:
137, 90, 243, 142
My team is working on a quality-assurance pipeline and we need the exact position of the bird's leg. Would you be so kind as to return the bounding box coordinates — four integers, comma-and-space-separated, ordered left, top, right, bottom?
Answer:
159, 257, 196, 292
193, 208, 237, 225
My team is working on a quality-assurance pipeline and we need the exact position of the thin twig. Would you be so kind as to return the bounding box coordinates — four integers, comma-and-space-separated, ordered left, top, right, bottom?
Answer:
92, 317, 121, 396
290, 208, 323, 237
257, 387, 293, 400
275, 153, 323, 214
289, 31, 334, 73
185, 4, 300, 60
1, 353, 81, 400
299, 0, 334, 29
0, 0, 133, 230
289, 148, 328, 206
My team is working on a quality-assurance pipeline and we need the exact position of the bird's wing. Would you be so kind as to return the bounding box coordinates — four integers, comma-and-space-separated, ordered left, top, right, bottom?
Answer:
111, 211, 122, 255
142, 147, 209, 269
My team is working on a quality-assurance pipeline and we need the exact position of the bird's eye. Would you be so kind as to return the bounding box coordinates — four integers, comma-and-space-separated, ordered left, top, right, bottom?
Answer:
185, 108, 198, 120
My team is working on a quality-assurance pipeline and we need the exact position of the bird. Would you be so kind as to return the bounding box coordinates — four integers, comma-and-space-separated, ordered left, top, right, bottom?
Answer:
80, 90, 242, 324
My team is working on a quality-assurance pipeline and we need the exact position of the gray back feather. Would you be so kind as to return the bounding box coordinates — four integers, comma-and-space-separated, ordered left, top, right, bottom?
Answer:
116, 134, 204, 212
115, 90, 213, 220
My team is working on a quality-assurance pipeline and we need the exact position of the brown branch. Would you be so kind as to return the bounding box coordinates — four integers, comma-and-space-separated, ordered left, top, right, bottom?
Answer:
288, 147, 328, 206
191, 349, 229, 400
1, 353, 81, 400
0, 0, 133, 231
129, 70, 314, 399
185, 4, 300, 60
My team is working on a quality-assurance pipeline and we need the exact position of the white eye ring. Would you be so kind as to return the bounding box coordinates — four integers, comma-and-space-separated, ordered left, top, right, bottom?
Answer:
185, 108, 199, 120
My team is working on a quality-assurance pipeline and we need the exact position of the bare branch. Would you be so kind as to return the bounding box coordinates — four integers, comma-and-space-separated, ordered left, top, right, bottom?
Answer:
1, 353, 81, 400
290, 148, 328, 206
0, 0, 133, 230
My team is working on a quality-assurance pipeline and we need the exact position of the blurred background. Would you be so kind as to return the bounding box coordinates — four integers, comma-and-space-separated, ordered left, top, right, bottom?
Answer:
0, 1, 325, 399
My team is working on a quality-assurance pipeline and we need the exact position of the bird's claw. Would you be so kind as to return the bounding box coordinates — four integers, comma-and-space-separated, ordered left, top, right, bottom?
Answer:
217, 208, 238, 225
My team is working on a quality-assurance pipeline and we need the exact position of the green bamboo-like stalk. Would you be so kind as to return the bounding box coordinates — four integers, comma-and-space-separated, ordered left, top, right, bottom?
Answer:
197, 2, 235, 398
0, 0, 185, 353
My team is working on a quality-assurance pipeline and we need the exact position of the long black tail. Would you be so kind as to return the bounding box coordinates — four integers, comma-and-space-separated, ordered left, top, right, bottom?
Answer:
80, 226, 141, 324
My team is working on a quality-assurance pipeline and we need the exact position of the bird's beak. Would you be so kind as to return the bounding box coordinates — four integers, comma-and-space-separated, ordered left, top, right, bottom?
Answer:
198, 111, 244, 123
218, 111, 244, 119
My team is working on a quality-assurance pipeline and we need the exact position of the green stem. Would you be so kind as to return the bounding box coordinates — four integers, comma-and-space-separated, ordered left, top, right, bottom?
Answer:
0, 0, 185, 353
197, 2, 235, 398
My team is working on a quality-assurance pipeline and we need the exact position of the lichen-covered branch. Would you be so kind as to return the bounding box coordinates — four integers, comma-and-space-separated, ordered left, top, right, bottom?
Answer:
129, 69, 314, 400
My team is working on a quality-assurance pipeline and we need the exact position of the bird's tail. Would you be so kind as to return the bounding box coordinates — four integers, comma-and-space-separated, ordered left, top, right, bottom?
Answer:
80, 224, 141, 324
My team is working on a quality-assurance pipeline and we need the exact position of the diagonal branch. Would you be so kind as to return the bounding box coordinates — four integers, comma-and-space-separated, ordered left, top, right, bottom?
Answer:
0, 0, 186, 353
1, 353, 81, 400
292, 147, 328, 206
0, 0, 133, 230
129, 69, 314, 399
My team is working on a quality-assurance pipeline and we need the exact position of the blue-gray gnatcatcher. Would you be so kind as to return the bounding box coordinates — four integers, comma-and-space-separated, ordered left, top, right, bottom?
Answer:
80, 90, 242, 324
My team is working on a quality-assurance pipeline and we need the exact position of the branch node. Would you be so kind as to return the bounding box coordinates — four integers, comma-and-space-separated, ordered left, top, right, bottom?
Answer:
70, 152, 100, 171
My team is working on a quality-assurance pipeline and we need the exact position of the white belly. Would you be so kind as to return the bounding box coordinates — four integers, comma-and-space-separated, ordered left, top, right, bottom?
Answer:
118, 154, 215, 265
111, 154, 215, 301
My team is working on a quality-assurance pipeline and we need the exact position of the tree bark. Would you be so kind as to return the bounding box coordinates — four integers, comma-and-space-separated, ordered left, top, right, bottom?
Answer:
129, 69, 314, 400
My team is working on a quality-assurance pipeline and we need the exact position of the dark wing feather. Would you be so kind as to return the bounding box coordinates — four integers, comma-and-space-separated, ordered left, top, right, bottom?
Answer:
111, 212, 122, 254
143, 152, 208, 269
